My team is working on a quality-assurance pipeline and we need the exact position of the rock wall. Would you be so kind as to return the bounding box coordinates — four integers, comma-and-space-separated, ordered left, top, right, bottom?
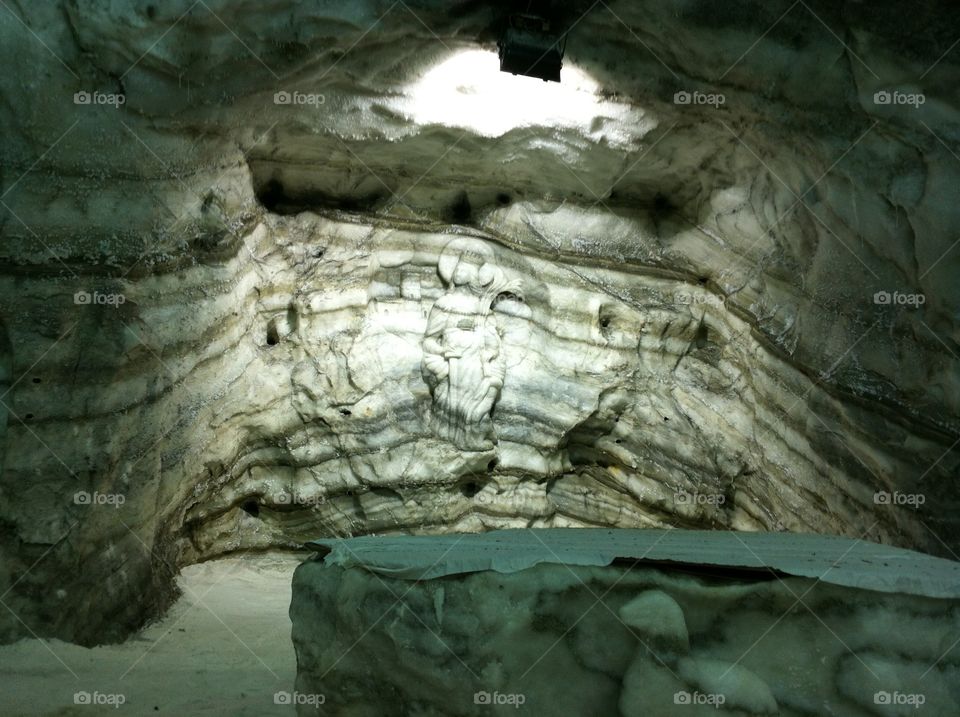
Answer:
0, 0, 958, 644
291, 553, 960, 716
1, 210, 956, 645
0, 319, 9, 477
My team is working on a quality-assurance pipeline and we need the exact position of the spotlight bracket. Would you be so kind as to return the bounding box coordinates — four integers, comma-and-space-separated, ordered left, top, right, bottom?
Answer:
497, 10, 566, 82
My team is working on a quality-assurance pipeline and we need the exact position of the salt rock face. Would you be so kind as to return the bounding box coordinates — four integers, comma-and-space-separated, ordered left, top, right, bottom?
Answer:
0, 320, 9, 483
291, 558, 960, 716
0, 210, 958, 646
180, 212, 951, 563
676, 658, 779, 715
0, 0, 959, 646
617, 589, 778, 715
618, 589, 690, 654
620, 656, 780, 716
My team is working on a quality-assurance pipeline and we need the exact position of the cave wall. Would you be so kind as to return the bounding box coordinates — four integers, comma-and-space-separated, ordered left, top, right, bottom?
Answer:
1, 211, 956, 645
0, 0, 957, 645
0, 318, 9, 479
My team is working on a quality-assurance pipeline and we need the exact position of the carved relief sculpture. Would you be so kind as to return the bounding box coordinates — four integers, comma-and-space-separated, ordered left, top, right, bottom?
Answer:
421, 238, 518, 450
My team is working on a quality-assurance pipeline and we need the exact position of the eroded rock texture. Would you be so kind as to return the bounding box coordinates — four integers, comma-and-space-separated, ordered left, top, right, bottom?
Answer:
291, 556, 960, 716
0, 0, 958, 644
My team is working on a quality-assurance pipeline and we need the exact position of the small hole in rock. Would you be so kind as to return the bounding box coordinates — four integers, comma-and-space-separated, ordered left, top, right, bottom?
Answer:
495, 192, 511, 205
663, 416, 669, 421
600, 317, 611, 328
492, 291, 522, 309
450, 191, 471, 223
339, 408, 352, 416
652, 193, 674, 216
241, 500, 260, 518
488, 458, 498, 471
461, 481, 480, 498
25, 413, 34, 420
32, 377, 41, 384
695, 322, 709, 349
266, 320, 279, 346
286, 304, 299, 334
146, 5, 156, 19
200, 192, 215, 214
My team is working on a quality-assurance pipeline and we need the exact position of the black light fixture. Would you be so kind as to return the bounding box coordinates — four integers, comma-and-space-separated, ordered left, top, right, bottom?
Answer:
497, 5, 566, 82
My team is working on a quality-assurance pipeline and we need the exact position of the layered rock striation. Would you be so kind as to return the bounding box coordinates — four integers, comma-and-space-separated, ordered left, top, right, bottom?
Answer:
0, 0, 958, 644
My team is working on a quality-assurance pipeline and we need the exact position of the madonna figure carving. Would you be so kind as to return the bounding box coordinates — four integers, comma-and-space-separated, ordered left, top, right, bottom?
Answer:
421, 238, 518, 449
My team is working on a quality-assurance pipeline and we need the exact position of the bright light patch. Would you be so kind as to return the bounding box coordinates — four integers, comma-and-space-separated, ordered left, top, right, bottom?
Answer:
398, 49, 649, 144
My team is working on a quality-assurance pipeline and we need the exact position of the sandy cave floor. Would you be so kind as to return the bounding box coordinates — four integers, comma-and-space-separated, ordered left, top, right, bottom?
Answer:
0, 552, 309, 716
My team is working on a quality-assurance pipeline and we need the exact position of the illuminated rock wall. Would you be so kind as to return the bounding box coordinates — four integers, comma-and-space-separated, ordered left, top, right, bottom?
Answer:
0, 0, 958, 645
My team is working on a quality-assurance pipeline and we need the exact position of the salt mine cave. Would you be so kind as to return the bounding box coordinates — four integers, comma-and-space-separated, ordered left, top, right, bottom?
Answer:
1, 1, 959, 715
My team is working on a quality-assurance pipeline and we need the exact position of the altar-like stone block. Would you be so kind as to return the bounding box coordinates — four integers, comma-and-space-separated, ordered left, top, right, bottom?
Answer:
290, 529, 960, 716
